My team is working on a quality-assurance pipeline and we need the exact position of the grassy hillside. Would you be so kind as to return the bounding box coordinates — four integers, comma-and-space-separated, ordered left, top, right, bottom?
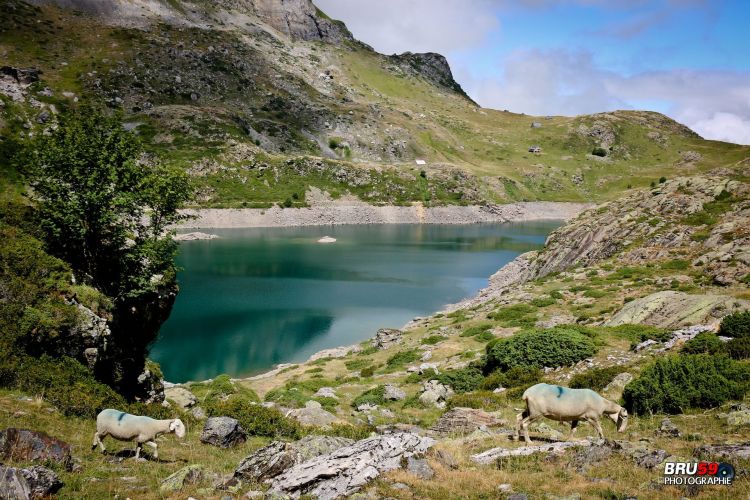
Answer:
2, 0, 748, 209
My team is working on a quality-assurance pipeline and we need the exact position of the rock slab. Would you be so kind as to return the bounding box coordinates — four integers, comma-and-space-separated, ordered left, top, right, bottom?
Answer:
0, 429, 72, 471
0, 465, 62, 500
200, 417, 247, 448
431, 407, 504, 435
268, 432, 434, 499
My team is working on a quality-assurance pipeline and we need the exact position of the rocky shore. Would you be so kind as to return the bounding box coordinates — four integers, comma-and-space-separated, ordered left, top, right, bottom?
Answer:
179, 201, 592, 229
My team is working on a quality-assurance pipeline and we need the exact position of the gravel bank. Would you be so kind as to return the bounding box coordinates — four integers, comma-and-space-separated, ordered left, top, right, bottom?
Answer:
179, 201, 592, 229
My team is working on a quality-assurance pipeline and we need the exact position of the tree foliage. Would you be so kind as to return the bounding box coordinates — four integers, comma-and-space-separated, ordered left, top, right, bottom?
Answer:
20, 106, 191, 300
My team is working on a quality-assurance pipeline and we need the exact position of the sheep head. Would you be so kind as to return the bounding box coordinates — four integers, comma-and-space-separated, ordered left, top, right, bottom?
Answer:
170, 419, 186, 438
616, 408, 628, 432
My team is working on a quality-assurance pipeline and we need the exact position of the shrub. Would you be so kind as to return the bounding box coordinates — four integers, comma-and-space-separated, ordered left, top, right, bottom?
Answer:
485, 328, 596, 373
530, 297, 556, 308
481, 365, 542, 391
405, 368, 438, 384
622, 355, 750, 414
344, 358, 371, 371
488, 303, 536, 328
199, 374, 259, 406
603, 324, 670, 347
421, 335, 445, 345
569, 366, 626, 392
386, 349, 420, 368
659, 176, 667, 184
475, 331, 496, 342
549, 290, 563, 300
321, 423, 373, 441
583, 289, 607, 299
352, 385, 386, 408
360, 366, 375, 378
661, 259, 690, 270
207, 394, 301, 438
460, 323, 492, 337
680, 333, 726, 355
592, 147, 607, 157
446, 391, 506, 411
727, 338, 750, 360
719, 311, 750, 338
436, 366, 484, 393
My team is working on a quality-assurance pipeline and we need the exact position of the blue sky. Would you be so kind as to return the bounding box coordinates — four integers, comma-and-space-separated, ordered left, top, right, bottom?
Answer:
315, 0, 750, 144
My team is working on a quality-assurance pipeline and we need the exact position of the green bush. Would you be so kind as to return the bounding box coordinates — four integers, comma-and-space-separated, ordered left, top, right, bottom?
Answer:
352, 385, 386, 408
460, 323, 492, 337
530, 297, 556, 308
405, 368, 438, 384
386, 349, 420, 368
344, 358, 371, 371
360, 366, 375, 378
488, 304, 536, 327
481, 365, 542, 391
475, 331, 496, 342
622, 355, 750, 414
592, 147, 607, 157
207, 394, 301, 438
583, 289, 607, 299
320, 423, 373, 441
680, 333, 727, 355
436, 366, 484, 393
727, 338, 750, 360
485, 328, 597, 373
569, 366, 626, 392
719, 311, 750, 338
603, 324, 670, 348
446, 391, 506, 411
421, 335, 445, 345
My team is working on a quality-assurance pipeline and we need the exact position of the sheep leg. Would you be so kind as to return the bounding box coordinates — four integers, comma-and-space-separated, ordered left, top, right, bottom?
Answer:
145, 440, 158, 459
589, 418, 605, 440
91, 432, 106, 452
514, 411, 525, 441
521, 414, 540, 445
134, 442, 142, 460
569, 420, 579, 440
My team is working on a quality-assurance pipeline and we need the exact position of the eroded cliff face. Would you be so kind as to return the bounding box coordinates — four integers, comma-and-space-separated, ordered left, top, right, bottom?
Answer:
248, 0, 352, 42
389, 52, 475, 103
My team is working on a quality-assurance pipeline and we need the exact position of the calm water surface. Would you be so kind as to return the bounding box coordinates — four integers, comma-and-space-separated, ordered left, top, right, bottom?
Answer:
152, 222, 560, 382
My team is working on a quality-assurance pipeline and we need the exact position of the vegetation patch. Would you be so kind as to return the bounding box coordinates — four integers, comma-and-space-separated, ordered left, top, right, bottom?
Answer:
719, 311, 750, 338
386, 349, 420, 368
352, 385, 387, 408
569, 366, 627, 392
446, 391, 506, 411
485, 328, 597, 372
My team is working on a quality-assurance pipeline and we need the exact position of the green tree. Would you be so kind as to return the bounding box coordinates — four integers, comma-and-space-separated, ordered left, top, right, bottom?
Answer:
20, 106, 191, 300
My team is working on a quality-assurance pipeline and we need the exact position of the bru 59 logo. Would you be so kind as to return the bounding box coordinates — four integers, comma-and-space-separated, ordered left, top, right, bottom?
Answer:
663, 462, 735, 485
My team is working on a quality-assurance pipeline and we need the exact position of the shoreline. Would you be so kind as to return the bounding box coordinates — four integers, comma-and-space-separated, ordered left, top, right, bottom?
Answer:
178, 201, 593, 229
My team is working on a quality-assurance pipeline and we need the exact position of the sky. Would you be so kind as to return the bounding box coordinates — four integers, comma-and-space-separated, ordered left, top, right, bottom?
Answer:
315, 0, 750, 145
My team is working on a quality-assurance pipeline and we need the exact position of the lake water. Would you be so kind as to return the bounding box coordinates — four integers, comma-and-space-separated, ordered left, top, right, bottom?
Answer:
152, 222, 560, 382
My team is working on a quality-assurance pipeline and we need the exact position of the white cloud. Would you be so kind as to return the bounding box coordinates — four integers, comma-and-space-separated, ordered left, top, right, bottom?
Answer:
314, 0, 498, 55
463, 50, 750, 145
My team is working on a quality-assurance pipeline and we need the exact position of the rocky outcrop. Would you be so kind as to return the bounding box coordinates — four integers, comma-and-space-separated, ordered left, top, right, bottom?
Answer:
159, 465, 203, 494
0, 429, 72, 471
390, 52, 474, 102
165, 386, 197, 409
430, 408, 505, 435
267, 432, 434, 499
200, 417, 247, 448
419, 380, 454, 409
694, 443, 750, 461
285, 400, 340, 428
605, 291, 749, 329
249, 0, 352, 43
0, 465, 63, 500
371, 328, 403, 350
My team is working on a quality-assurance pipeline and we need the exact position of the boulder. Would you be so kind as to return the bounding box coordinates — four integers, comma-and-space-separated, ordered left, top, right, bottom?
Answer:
430, 407, 505, 435
656, 418, 681, 437
383, 384, 406, 401
568, 445, 613, 473
725, 410, 750, 427
371, 328, 402, 350
694, 443, 750, 461
267, 432, 434, 499
605, 291, 749, 329
314, 387, 338, 399
235, 442, 298, 482
0, 465, 62, 500
0, 429, 72, 471
608, 440, 669, 469
286, 400, 340, 428
406, 457, 434, 479
159, 465, 204, 493
165, 386, 197, 409
419, 380, 454, 408
603, 372, 633, 394
200, 417, 247, 448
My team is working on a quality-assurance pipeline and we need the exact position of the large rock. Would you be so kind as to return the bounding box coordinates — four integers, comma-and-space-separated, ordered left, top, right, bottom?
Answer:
159, 465, 203, 493
389, 52, 473, 101
286, 400, 340, 428
419, 380, 454, 408
0, 429, 72, 471
200, 417, 247, 448
235, 442, 298, 482
406, 457, 434, 479
383, 384, 406, 401
694, 443, 750, 461
0, 465, 62, 500
430, 408, 505, 435
249, 0, 352, 43
371, 328, 403, 350
234, 436, 355, 482
603, 372, 633, 394
267, 432, 434, 499
604, 291, 749, 329
726, 410, 750, 427
164, 386, 197, 409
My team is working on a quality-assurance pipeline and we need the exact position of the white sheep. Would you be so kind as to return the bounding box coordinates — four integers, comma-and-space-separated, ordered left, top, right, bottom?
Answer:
92, 408, 186, 459
515, 383, 628, 444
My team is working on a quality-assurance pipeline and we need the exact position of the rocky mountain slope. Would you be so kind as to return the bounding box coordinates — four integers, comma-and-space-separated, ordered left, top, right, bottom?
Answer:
3, 0, 749, 208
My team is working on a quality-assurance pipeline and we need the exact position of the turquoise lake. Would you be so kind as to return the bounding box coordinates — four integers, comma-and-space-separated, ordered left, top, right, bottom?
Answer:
152, 222, 560, 382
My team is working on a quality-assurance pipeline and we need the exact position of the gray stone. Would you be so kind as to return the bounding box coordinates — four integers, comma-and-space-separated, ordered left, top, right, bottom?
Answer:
419, 380, 454, 408
165, 386, 197, 409
159, 465, 203, 493
383, 384, 406, 401
201, 417, 247, 448
406, 457, 434, 479
603, 372, 633, 393
292, 435, 354, 462
694, 443, 750, 461
0, 428, 73, 471
235, 442, 297, 482
568, 445, 613, 472
371, 328, 403, 350
314, 387, 337, 399
286, 401, 339, 428
0, 465, 63, 500
268, 432, 434, 499
725, 410, 750, 426
656, 418, 681, 437
431, 407, 505, 435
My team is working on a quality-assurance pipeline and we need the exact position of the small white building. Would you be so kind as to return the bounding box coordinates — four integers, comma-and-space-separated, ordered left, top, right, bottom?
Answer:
415, 159, 426, 165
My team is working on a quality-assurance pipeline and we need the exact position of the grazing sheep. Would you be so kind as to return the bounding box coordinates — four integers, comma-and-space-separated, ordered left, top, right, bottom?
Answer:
92, 409, 186, 459
515, 383, 627, 444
